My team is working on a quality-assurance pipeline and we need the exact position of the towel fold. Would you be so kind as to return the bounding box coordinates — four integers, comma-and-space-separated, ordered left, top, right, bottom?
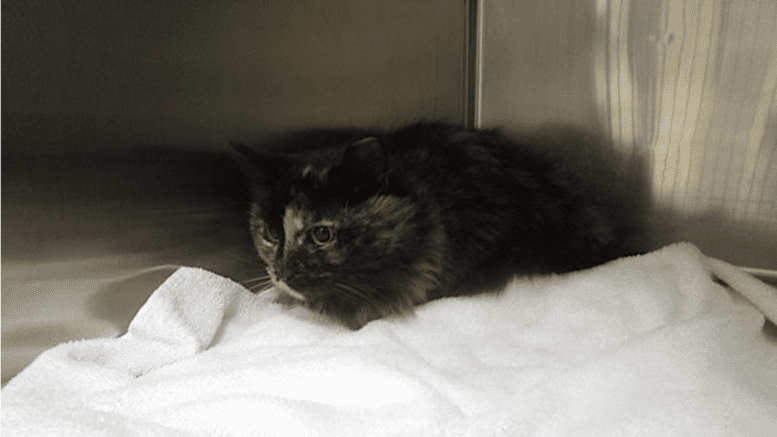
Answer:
3, 243, 776, 436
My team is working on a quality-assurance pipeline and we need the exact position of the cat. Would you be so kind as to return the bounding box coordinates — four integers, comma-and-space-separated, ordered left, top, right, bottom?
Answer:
231, 122, 651, 329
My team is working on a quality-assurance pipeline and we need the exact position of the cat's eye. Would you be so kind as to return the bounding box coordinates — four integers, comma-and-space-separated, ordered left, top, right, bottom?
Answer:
263, 227, 280, 244
309, 224, 336, 245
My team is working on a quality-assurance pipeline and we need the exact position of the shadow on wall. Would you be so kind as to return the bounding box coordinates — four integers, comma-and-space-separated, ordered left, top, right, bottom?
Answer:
2, 146, 261, 276
501, 124, 658, 258
499, 123, 777, 274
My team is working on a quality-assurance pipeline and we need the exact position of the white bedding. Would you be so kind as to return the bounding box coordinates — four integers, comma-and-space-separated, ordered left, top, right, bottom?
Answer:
3, 242, 776, 436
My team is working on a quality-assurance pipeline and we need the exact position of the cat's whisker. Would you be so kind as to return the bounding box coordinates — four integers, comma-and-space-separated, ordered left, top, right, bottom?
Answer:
240, 274, 275, 293
244, 280, 271, 287
247, 281, 274, 293
333, 282, 381, 310
242, 275, 271, 284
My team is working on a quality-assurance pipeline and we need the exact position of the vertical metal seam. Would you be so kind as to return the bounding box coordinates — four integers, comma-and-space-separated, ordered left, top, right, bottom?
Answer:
463, 0, 482, 128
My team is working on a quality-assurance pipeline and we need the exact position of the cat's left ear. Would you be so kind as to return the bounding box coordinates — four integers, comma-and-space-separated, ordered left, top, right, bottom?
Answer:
229, 141, 281, 187
339, 137, 387, 181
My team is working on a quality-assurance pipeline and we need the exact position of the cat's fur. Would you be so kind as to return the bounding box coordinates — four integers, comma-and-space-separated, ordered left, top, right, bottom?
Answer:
231, 122, 649, 329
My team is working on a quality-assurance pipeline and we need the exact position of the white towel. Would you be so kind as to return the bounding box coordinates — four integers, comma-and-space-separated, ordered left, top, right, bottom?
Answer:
3, 243, 777, 436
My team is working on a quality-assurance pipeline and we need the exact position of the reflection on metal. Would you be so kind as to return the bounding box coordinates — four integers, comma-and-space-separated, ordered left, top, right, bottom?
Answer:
607, 0, 777, 226
464, 0, 484, 128
594, 0, 637, 152
477, 0, 602, 130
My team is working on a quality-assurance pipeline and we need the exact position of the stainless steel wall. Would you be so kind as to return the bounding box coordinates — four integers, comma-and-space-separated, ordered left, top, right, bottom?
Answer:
1, 0, 470, 276
2, 0, 466, 152
477, 0, 602, 131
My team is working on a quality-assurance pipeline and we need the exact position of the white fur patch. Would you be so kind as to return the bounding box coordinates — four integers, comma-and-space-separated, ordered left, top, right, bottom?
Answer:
275, 280, 307, 301
283, 206, 307, 251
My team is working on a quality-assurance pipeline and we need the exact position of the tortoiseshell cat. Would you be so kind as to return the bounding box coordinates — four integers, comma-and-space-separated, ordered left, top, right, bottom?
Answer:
231, 122, 649, 329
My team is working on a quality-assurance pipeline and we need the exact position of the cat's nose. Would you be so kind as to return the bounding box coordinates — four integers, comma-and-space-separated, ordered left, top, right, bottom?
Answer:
274, 264, 295, 282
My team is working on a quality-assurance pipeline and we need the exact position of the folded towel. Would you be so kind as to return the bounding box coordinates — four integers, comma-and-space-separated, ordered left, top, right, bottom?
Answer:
3, 243, 776, 436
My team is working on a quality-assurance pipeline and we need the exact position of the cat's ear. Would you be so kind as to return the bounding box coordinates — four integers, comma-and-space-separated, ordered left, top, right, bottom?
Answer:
339, 137, 387, 182
230, 141, 261, 170
230, 141, 273, 185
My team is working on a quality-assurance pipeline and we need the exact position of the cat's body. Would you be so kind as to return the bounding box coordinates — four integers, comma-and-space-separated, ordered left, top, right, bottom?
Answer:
232, 122, 649, 329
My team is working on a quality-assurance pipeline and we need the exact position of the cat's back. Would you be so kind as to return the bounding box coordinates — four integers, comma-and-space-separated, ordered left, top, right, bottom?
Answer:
380, 122, 651, 275
383, 122, 512, 164
381, 122, 556, 203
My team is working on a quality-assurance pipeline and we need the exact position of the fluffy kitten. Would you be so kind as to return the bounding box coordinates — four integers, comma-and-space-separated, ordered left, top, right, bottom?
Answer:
231, 122, 648, 329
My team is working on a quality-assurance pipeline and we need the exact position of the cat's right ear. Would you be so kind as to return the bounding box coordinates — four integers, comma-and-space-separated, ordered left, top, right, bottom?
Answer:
339, 137, 387, 182
230, 141, 260, 168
